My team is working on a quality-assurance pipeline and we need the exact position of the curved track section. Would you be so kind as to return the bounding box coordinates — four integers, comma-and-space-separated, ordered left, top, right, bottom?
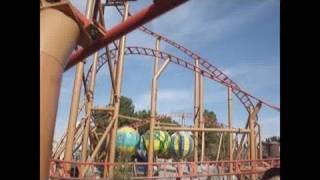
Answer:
114, 6, 279, 112
85, 46, 279, 113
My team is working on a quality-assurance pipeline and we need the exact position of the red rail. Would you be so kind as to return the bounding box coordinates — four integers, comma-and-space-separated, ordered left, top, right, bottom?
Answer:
84, 46, 279, 121
65, 0, 188, 70
49, 158, 279, 179
115, 6, 279, 112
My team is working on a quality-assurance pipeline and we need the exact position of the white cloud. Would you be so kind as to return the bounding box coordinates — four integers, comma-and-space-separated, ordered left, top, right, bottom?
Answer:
220, 61, 279, 92
149, 0, 275, 48
133, 88, 193, 113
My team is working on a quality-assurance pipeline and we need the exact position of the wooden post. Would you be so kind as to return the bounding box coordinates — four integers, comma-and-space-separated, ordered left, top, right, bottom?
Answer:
194, 58, 200, 163
147, 58, 170, 177
228, 86, 233, 179
108, 2, 129, 179
200, 73, 205, 162
147, 37, 160, 177
249, 107, 256, 180
65, 0, 96, 172
235, 102, 262, 160
249, 104, 260, 180
257, 123, 262, 160
80, 51, 99, 171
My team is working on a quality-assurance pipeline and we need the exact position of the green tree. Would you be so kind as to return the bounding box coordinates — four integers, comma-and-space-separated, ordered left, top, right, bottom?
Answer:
92, 96, 136, 129
134, 110, 150, 134
199, 109, 230, 160
118, 96, 135, 127
134, 110, 179, 135
202, 109, 219, 160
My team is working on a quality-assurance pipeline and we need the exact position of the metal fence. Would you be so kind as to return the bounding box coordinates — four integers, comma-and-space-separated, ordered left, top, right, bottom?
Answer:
49, 158, 279, 179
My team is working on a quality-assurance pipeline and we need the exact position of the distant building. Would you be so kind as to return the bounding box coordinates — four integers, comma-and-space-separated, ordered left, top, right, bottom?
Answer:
262, 141, 280, 158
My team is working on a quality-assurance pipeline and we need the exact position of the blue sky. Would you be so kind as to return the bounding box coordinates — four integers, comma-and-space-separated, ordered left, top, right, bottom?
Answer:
54, 0, 280, 141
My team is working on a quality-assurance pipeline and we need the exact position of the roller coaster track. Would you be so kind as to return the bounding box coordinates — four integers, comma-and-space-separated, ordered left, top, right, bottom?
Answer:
84, 46, 279, 117
113, 6, 279, 113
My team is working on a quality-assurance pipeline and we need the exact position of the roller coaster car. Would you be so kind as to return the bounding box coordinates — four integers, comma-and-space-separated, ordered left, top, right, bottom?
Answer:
261, 167, 280, 180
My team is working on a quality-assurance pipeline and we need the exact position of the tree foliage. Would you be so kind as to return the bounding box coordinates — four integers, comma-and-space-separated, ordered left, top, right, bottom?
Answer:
92, 96, 179, 134
118, 96, 135, 127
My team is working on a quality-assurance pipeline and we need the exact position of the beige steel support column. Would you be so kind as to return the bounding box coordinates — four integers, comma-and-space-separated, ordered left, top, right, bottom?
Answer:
256, 123, 262, 160
108, 2, 129, 178
147, 37, 160, 177
94, 5, 114, 175
200, 73, 205, 162
108, 39, 121, 106
236, 102, 262, 160
227, 86, 233, 178
40, 8, 80, 180
193, 58, 200, 163
80, 51, 99, 164
154, 37, 160, 126
64, 57, 85, 168
147, 58, 171, 177
64, 0, 96, 171
249, 108, 256, 180
255, 126, 259, 160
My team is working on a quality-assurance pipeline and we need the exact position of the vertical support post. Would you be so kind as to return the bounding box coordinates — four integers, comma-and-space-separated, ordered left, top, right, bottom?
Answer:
227, 86, 233, 178
193, 58, 200, 163
40, 8, 80, 180
64, 62, 84, 168
95, 4, 114, 176
259, 128, 262, 160
256, 123, 262, 160
200, 73, 205, 162
154, 37, 160, 127
255, 126, 258, 161
64, 0, 96, 171
249, 108, 256, 180
108, 2, 129, 178
147, 37, 161, 177
247, 137, 250, 160
108, 39, 121, 106
154, 37, 160, 112
80, 51, 99, 164
146, 58, 170, 177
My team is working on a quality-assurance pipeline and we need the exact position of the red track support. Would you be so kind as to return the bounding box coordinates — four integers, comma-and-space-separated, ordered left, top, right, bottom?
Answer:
65, 0, 188, 70
84, 46, 280, 113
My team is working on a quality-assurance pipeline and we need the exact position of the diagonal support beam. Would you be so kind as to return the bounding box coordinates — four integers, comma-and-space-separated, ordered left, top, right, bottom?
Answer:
81, 117, 116, 176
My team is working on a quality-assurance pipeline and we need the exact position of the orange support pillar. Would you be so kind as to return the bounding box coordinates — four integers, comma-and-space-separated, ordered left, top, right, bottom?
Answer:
40, 8, 80, 179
